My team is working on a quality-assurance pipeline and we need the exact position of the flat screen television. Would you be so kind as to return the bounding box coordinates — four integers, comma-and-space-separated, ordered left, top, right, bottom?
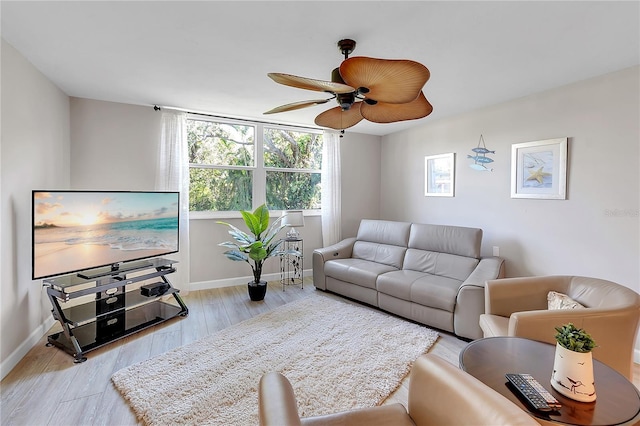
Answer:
32, 190, 180, 280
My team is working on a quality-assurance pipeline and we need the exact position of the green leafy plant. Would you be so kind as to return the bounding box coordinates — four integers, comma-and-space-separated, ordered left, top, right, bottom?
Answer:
554, 323, 597, 353
217, 204, 293, 285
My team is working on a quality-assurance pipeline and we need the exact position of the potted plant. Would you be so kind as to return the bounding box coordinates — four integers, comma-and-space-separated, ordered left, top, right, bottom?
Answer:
550, 323, 597, 402
217, 204, 295, 301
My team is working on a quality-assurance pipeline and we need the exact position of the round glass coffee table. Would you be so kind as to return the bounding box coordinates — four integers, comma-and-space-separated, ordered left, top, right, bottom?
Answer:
459, 337, 640, 425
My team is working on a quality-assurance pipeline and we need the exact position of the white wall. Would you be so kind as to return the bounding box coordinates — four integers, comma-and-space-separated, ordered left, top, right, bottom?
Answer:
381, 66, 639, 289
1, 39, 70, 376
340, 132, 382, 238
70, 98, 161, 189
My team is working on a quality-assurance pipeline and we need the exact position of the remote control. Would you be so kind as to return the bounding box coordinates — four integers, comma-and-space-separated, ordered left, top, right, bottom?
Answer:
505, 373, 561, 412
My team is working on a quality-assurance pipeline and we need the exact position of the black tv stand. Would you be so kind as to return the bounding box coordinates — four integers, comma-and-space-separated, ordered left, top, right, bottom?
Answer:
43, 258, 188, 363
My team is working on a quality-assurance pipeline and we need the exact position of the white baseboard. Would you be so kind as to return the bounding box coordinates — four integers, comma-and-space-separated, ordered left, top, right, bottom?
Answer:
1, 315, 56, 381
190, 269, 312, 291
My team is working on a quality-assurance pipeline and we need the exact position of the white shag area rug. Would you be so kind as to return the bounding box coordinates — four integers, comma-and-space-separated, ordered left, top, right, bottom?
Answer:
111, 295, 439, 425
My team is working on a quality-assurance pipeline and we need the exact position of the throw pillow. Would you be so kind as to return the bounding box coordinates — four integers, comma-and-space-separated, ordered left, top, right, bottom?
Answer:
547, 291, 585, 310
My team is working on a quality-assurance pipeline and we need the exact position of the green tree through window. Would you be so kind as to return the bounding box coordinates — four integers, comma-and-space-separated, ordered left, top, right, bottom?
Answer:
187, 116, 322, 213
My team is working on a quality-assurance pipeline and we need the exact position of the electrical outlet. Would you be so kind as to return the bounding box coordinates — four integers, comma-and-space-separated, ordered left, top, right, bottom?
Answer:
492, 246, 500, 257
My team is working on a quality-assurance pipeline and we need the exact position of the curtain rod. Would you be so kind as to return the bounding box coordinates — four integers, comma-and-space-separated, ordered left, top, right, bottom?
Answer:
152, 104, 324, 132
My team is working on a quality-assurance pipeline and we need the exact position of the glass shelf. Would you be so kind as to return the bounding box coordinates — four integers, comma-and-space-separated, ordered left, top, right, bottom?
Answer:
60, 286, 180, 326
43, 258, 176, 292
47, 301, 185, 356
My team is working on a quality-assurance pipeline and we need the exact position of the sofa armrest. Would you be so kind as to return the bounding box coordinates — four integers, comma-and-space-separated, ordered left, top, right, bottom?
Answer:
312, 237, 356, 290
258, 372, 302, 426
453, 257, 505, 339
461, 257, 505, 288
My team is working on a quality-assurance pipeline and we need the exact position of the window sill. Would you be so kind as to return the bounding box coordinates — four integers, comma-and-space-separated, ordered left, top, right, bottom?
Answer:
189, 210, 321, 220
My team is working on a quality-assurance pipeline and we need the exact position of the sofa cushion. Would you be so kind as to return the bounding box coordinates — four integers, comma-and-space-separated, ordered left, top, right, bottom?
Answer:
356, 219, 411, 246
377, 270, 462, 312
353, 241, 406, 269
403, 249, 479, 281
325, 258, 398, 290
409, 223, 482, 258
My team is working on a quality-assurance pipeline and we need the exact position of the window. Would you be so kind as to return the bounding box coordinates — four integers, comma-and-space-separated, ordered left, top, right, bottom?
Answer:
187, 116, 322, 215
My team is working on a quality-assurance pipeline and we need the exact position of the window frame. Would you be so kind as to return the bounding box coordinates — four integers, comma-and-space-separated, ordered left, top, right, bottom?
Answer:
187, 114, 323, 220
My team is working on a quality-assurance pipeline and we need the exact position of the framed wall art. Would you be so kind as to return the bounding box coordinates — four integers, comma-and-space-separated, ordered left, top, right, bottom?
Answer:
425, 153, 455, 197
511, 138, 567, 199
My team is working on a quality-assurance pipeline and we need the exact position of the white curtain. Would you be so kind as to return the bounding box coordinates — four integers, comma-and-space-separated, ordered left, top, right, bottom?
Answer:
321, 131, 342, 246
156, 111, 190, 293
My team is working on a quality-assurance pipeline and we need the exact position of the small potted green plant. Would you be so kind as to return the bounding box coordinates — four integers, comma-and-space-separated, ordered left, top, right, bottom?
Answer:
554, 323, 597, 353
217, 204, 295, 301
550, 323, 597, 402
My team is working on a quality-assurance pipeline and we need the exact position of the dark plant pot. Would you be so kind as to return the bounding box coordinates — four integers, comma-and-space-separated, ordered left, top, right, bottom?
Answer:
248, 281, 267, 301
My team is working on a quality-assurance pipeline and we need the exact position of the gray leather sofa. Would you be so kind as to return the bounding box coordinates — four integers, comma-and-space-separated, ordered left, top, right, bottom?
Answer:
313, 220, 505, 339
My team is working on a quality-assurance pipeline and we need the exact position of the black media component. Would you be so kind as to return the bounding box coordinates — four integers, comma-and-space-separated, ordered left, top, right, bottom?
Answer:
140, 282, 170, 297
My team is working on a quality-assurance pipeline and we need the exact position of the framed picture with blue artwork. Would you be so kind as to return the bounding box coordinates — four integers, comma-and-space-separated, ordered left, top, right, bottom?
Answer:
511, 138, 567, 199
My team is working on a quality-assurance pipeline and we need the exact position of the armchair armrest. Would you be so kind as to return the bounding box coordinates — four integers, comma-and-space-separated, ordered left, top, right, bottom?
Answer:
258, 372, 302, 426
312, 237, 356, 290
484, 275, 570, 317
510, 307, 637, 347
408, 355, 539, 426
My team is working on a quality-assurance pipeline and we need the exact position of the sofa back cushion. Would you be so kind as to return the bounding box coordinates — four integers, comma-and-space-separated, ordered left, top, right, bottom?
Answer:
357, 219, 411, 246
352, 220, 411, 269
409, 223, 482, 259
404, 249, 480, 281
352, 242, 407, 269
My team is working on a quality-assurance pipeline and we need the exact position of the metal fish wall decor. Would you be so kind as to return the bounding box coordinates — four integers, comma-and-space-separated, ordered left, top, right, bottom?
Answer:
468, 134, 495, 171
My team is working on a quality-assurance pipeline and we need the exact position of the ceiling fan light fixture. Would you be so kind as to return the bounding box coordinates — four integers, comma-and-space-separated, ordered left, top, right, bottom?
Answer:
265, 38, 432, 132
337, 92, 355, 110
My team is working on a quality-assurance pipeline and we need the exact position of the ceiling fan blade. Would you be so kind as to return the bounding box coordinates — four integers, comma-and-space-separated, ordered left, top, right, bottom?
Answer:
339, 57, 430, 104
360, 91, 433, 123
314, 103, 364, 130
264, 99, 331, 114
268, 73, 355, 94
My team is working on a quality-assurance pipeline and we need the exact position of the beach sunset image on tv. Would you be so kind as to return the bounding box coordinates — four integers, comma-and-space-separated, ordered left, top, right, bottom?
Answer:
32, 191, 179, 279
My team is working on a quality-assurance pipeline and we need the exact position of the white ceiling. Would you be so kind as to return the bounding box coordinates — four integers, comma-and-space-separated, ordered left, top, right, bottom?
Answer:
2, 1, 638, 136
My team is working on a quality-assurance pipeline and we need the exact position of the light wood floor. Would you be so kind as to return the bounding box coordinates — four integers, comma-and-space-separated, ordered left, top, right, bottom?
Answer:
1, 278, 638, 425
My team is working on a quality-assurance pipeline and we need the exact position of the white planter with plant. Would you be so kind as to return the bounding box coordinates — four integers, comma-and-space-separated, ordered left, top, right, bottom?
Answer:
550, 323, 597, 402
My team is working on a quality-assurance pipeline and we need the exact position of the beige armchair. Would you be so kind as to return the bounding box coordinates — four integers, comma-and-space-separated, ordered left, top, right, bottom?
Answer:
479, 275, 640, 379
258, 354, 539, 426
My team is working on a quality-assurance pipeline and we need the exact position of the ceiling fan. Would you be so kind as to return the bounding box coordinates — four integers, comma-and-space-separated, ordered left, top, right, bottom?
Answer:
264, 39, 433, 133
